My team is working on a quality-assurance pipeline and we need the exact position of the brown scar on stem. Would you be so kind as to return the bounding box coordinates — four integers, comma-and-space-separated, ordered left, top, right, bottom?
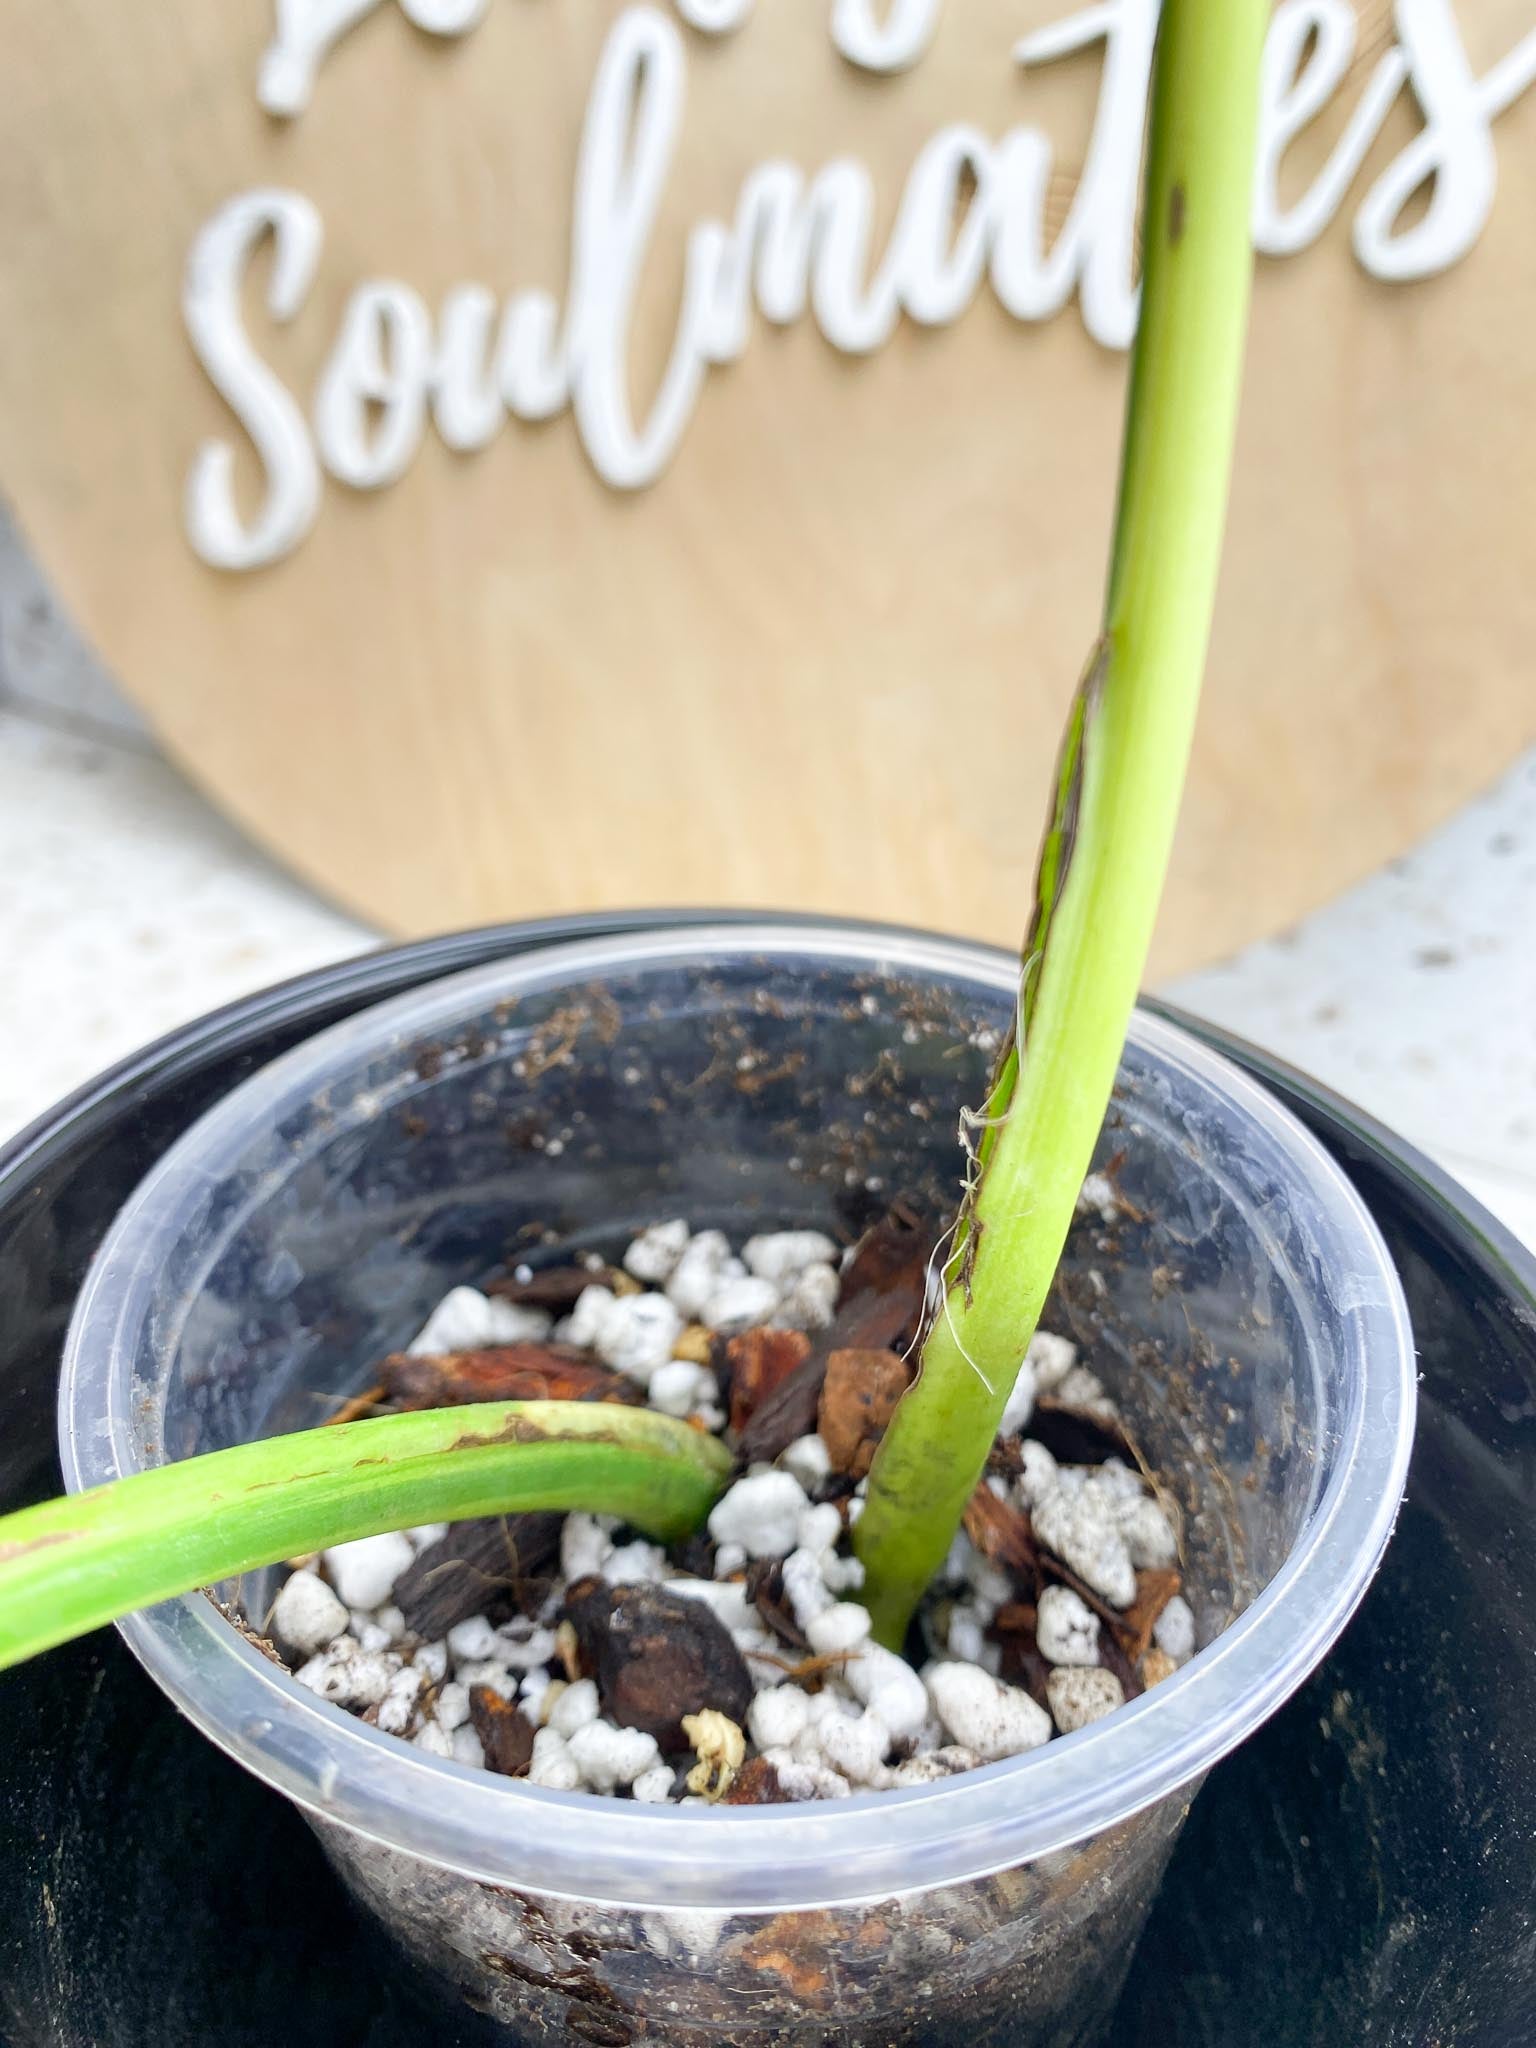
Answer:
446, 1420, 624, 1453
0, 1530, 77, 1564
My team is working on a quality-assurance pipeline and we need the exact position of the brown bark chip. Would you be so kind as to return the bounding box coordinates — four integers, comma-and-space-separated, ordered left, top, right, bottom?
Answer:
393, 1513, 564, 1635
486, 1265, 620, 1309
736, 1200, 932, 1463
470, 1686, 536, 1777
817, 1348, 912, 1477
962, 1486, 1040, 1583
378, 1344, 642, 1412
721, 1756, 791, 1805
563, 1578, 753, 1752
726, 1327, 813, 1435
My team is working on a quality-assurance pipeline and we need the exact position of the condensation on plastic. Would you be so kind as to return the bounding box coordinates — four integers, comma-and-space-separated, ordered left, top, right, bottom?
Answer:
58, 927, 1415, 2045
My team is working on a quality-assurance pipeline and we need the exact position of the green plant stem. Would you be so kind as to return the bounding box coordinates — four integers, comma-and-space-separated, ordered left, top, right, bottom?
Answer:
0, 1401, 730, 1670
855, 0, 1268, 1647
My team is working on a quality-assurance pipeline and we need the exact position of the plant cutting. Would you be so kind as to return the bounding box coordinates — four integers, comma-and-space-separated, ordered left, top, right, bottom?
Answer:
0, 5, 1419, 2041
3, 0, 1258, 1678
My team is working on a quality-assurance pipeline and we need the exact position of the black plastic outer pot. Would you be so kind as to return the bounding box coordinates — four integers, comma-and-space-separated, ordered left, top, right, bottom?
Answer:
0, 912, 1533, 2048
55, 924, 1412, 2046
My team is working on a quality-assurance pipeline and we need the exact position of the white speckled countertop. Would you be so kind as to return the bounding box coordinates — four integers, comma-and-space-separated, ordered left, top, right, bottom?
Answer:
2, 507, 1532, 1249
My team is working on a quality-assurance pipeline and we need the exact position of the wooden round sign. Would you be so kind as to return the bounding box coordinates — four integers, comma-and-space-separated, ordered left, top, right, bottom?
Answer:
2, 1, 1533, 971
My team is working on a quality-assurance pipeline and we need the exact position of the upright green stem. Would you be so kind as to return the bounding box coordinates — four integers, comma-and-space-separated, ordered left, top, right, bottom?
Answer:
856, 0, 1268, 1645
0, 1401, 729, 1669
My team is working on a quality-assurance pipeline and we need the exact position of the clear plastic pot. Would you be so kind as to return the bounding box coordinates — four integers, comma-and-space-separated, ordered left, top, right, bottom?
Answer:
58, 925, 1415, 2046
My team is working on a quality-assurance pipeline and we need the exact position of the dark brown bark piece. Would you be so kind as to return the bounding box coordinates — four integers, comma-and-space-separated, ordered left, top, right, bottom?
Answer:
1114, 1567, 1183, 1664
563, 1577, 753, 1752
722, 1756, 791, 1805
486, 1265, 620, 1309
962, 1485, 1040, 1586
726, 1327, 812, 1434
991, 1627, 1054, 1710
378, 1343, 642, 1412
1026, 1396, 1137, 1469
736, 1200, 932, 1464
470, 1685, 536, 1776
1096, 1626, 1144, 1702
818, 1347, 913, 1477
393, 1512, 564, 1635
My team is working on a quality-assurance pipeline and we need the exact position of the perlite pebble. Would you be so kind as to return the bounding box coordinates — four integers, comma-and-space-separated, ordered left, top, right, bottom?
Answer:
926, 1663, 1053, 1761
1053, 1364, 1120, 1425
568, 1286, 683, 1384
623, 1218, 691, 1283
1046, 1665, 1126, 1734
568, 1720, 662, 1793
1032, 1487, 1138, 1609
759, 1750, 852, 1801
561, 1512, 613, 1581
1026, 1330, 1078, 1393
495, 1622, 558, 1670
647, 1359, 717, 1418
998, 1357, 1037, 1436
547, 1678, 600, 1738
455, 1661, 516, 1700
805, 1602, 872, 1656
1036, 1585, 1102, 1667
452, 1726, 486, 1768
748, 1685, 813, 1751
435, 1682, 471, 1731
890, 1746, 982, 1785
527, 1727, 582, 1790
773, 1264, 839, 1331
293, 1641, 399, 1709
269, 1569, 349, 1658
742, 1230, 838, 1280
815, 1707, 892, 1788
632, 1763, 676, 1804
843, 1640, 929, 1741
446, 1615, 500, 1663
1153, 1594, 1196, 1664
700, 1274, 781, 1335
1015, 1439, 1059, 1508
795, 1501, 843, 1556
946, 1606, 987, 1666
322, 1532, 415, 1612
778, 1433, 833, 1492
707, 1470, 809, 1559
664, 1232, 738, 1319
603, 1540, 667, 1586
414, 1640, 449, 1684
408, 1285, 551, 1354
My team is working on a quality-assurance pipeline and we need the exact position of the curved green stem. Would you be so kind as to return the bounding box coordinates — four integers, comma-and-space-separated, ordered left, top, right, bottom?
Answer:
856, 0, 1268, 1646
0, 1401, 730, 1670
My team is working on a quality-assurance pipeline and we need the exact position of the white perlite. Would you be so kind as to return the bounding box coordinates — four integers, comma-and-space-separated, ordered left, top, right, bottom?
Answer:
323, 1532, 416, 1611
1046, 1666, 1126, 1734
707, 1470, 809, 1559
1031, 1488, 1138, 1610
269, 1568, 348, 1658
1035, 1585, 1101, 1668
408, 1285, 552, 1354
926, 1664, 1053, 1761
1153, 1594, 1197, 1665
271, 1224, 1195, 1805
623, 1218, 691, 1283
